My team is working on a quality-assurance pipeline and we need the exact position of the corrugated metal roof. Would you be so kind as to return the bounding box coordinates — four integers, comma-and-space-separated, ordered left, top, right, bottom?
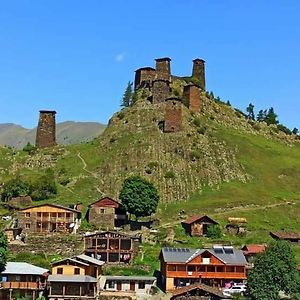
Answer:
161, 247, 247, 265
1, 262, 49, 275
48, 275, 97, 283
75, 254, 105, 266
104, 276, 156, 281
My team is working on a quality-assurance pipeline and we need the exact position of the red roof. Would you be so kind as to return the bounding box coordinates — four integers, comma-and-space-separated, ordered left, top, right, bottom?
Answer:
242, 244, 266, 255
90, 197, 120, 209
182, 215, 218, 225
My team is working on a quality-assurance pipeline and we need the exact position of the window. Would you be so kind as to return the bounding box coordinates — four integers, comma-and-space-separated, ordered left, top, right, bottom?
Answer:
66, 213, 71, 218
57, 268, 63, 274
226, 266, 235, 272
217, 266, 224, 272
74, 268, 80, 275
108, 281, 115, 289
25, 223, 31, 229
207, 266, 215, 272
187, 265, 196, 272
58, 213, 63, 218
100, 209, 105, 214
25, 213, 30, 217
202, 257, 210, 264
168, 265, 176, 271
37, 212, 41, 217
138, 281, 145, 289
177, 265, 186, 271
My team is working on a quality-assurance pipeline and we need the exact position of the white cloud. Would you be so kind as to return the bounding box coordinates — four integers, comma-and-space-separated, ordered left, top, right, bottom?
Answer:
115, 53, 125, 63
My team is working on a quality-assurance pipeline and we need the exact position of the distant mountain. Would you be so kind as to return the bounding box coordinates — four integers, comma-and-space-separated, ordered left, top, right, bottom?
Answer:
0, 121, 106, 148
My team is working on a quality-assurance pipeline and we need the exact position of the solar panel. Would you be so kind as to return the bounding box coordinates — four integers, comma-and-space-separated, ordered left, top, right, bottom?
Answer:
224, 246, 234, 254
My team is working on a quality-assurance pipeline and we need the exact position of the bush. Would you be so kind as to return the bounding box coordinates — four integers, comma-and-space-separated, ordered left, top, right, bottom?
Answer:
1, 178, 30, 201
164, 171, 176, 179
22, 142, 36, 155
207, 225, 222, 239
193, 117, 201, 127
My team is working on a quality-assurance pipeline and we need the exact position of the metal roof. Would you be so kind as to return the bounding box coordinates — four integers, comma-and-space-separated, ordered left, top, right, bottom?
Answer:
52, 258, 89, 267
161, 247, 247, 265
48, 275, 97, 283
104, 276, 156, 281
1, 262, 49, 275
75, 254, 105, 266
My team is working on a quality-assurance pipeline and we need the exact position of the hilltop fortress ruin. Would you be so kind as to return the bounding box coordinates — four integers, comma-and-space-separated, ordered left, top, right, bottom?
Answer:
134, 57, 206, 132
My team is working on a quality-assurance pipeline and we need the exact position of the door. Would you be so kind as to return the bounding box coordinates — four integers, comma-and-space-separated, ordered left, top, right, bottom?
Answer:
130, 281, 135, 291
117, 281, 122, 291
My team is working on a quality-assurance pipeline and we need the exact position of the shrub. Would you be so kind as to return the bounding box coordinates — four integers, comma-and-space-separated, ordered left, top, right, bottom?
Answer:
193, 117, 201, 127
164, 171, 176, 179
22, 142, 36, 155
207, 225, 222, 239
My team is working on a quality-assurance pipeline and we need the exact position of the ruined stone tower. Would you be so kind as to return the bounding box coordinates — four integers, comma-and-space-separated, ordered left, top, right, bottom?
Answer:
152, 79, 170, 104
134, 67, 156, 90
155, 57, 171, 81
35, 110, 56, 148
164, 97, 182, 132
183, 84, 201, 113
192, 58, 206, 91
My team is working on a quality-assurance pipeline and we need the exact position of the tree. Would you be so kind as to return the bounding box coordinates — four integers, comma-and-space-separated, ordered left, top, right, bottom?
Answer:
292, 128, 299, 135
246, 103, 255, 120
265, 107, 279, 125
0, 230, 8, 273
121, 81, 134, 107
206, 225, 222, 239
22, 142, 36, 155
247, 240, 300, 300
119, 176, 159, 220
1, 178, 30, 201
257, 109, 266, 122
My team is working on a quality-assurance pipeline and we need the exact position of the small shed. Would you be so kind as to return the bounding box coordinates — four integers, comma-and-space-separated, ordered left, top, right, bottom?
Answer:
241, 244, 266, 263
270, 231, 300, 243
181, 215, 218, 237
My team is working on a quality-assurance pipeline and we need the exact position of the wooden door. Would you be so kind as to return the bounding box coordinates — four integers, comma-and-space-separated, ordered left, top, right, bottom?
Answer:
117, 281, 122, 291
130, 281, 135, 291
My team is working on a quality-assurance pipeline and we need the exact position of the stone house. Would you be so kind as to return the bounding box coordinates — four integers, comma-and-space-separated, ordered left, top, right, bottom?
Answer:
87, 197, 127, 229
18, 203, 81, 234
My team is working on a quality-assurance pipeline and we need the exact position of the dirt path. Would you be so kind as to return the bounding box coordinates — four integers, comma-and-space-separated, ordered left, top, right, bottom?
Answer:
77, 152, 104, 194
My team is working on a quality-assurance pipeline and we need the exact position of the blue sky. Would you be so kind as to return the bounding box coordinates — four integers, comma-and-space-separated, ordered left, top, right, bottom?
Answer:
0, 0, 299, 129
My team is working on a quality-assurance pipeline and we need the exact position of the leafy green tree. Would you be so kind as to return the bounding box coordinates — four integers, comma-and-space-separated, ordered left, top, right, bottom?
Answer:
1, 178, 30, 201
246, 103, 255, 120
265, 107, 279, 125
247, 240, 300, 300
121, 81, 134, 107
0, 230, 8, 273
119, 176, 159, 220
22, 142, 36, 155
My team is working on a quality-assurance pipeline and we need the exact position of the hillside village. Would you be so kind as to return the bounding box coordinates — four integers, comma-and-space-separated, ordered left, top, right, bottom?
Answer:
1, 57, 300, 300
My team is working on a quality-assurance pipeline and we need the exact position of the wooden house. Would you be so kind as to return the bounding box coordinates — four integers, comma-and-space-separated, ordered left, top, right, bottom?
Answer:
241, 244, 266, 263
18, 203, 81, 234
84, 231, 139, 263
182, 215, 218, 236
160, 245, 247, 292
48, 254, 104, 300
87, 197, 127, 229
0, 262, 48, 300
270, 231, 300, 243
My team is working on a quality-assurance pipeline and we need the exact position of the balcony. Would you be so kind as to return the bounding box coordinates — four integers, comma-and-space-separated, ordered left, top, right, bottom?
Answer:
1, 282, 43, 290
166, 270, 246, 280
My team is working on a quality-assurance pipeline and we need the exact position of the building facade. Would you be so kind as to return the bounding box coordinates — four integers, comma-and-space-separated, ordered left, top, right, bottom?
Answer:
160, 246, 247, 292
18, 204, 81, 234
84, 231, 138, 263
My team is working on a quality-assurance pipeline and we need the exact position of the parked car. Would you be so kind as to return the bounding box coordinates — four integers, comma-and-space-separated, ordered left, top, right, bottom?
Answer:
223, 283, 247, 296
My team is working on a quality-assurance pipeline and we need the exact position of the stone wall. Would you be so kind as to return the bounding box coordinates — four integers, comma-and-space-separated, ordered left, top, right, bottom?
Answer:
183, 85, 201, 112
152, 80, 170, 104
164, 98, 182, 133
155, 58, 171, 81
35, 110, 56, 148
192, 59, 206, 91
88, 207, 115, 229
134, 67, 156, 90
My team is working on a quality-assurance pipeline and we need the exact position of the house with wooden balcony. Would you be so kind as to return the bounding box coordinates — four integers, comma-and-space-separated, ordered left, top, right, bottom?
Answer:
0, 262, 49, 299
160, 245, 247, 292
87, 197, 128, 229
84, 231, 139, 263
18, 203, 81, 234
48, 254, 104, 300
181, 215, 219, 237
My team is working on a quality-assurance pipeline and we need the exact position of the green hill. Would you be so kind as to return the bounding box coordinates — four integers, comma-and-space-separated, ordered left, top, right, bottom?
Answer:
1, 87, 300, 270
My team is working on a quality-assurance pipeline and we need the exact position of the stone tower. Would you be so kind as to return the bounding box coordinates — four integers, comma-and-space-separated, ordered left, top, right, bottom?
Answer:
192, 58, 206, 91
164, 97, 182, 133
155, 57, 171, 81
152, 79, 170, 104
134, 67, 156, 90
183, 84, 201, 112
35, 110, 57, 148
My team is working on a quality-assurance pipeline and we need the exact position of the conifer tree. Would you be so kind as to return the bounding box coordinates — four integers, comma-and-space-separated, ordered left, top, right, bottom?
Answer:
121, 81, 133, 107
246, 103, 255, 120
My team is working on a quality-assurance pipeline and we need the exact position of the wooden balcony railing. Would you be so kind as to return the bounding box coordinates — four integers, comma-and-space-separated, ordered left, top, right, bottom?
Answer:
1, 281, 43, 290
166, 270, 246, 280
